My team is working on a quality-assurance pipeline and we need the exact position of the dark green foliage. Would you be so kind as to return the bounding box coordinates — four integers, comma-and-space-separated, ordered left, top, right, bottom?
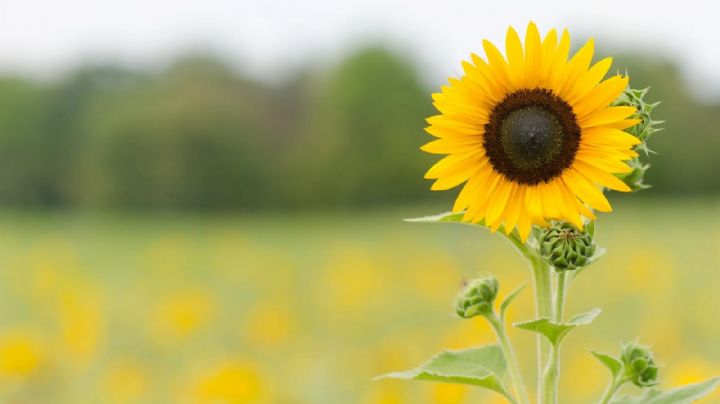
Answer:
0, 48, 715, 210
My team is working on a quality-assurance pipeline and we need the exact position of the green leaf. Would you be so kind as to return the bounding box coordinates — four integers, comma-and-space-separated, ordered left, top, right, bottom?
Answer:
610, 377, 720, 404
499, 284, 526, 319
375, 345, 511, 398
404, 211, 467, 224
514, 308, 601, 345
592, 351, 623, 378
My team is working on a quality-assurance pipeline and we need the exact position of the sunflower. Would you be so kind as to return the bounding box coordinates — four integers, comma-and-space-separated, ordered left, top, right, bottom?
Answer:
422, 22, 640, 241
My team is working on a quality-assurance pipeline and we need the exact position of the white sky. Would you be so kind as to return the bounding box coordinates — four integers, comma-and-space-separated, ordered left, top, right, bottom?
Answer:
0, 0, 718, 95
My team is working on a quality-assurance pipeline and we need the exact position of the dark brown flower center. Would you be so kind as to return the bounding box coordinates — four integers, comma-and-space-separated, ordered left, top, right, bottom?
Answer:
484, 88, 580, 184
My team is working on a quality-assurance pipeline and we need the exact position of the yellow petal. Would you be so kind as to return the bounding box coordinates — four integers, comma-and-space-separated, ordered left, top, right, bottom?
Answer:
574, 75, 629, 118
486, 179, 514, 226
603, 118, 641, 131
539, 28, 558, 86
421, 137, 484, 155
453, 167, 490, 212
424, 150, 484, 179
464, 170, 502, 223
580, 106, 637, 128
503, 185, 524, 234
431, 158, 485, 190
524, 21, 542, 88
582, 127, 641, 147
552, 181, 584, 228
557, 38, 594, 98
566, 57, 612, 103
562, 168, 612, 212
575, 153, 632, 174
548, 29, 572, 91
482, 39, 513, 92
573, 160, 631, 192
505, 26, 525, 89
517, 208, 532, 242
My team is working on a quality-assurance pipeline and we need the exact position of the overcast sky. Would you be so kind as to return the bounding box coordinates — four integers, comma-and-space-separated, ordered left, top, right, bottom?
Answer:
0, 0, 718, 95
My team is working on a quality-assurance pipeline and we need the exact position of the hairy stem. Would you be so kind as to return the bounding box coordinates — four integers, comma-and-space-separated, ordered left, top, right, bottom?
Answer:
599, 375, 623, 404
554, 272, 567, 321
542, 342, 560, 404
501, 232, 552, 403
488, 314, 530, 404
542, 271, 567, 404
532, 257, 553, 402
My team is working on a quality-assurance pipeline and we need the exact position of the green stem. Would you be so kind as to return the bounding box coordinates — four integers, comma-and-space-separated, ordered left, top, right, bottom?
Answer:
532, 257, 553, 402
542, 271, 568, 404
598, 376, 624, 404
502, 231, 553, 404
488, 314, 530, 404
554, 272, 567, 322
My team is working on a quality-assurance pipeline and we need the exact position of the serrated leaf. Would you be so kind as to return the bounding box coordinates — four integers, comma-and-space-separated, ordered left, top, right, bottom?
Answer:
610, 377, 720, 404
375, 345, 511, 398
592, 351, 622, 378
499, 284, 526, 319
514, 308, 601, 345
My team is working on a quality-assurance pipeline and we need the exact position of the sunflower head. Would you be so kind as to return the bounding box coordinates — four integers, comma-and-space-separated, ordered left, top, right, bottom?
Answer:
422, 22, 641, 241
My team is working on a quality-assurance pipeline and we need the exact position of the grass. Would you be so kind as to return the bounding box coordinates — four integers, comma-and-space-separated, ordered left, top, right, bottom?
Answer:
0, 198, 717, 403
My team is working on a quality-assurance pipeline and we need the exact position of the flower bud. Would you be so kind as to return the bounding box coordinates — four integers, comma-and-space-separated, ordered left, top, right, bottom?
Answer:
538, 222, 596, 271
621, 342, 660, 388
454, 277, 499, 319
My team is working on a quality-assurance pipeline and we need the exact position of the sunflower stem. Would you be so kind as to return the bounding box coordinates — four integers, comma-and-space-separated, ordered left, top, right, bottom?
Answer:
488, 313, 530, 404
542, 271, 567, 404
598, 374, 624, 404
532, 257, 553, 403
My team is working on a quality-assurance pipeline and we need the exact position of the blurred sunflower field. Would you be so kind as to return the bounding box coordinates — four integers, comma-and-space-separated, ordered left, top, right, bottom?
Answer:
1, 1, 720, 402
0, 199, 717, 403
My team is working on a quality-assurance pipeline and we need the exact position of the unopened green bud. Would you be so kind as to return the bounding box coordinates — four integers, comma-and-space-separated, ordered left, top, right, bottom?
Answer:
454, 277, 499, 319
538, 222, 596, 271
621, 342, 660, 388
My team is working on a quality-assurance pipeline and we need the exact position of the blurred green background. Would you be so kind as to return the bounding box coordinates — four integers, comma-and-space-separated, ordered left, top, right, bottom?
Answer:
0, 1, 719, 403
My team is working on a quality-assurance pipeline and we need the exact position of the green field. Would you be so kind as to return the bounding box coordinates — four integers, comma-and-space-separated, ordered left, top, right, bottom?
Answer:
0, 199, 717, 403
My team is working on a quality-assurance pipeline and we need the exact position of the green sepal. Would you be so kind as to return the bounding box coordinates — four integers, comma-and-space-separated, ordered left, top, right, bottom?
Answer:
592, 351, 623, 378
612, 86, 662, 192
571, 246, 607, 279
514, 308, 601, 345
499, 284, 526, 320
375, 345, 512, 399
609, 377, 720, 404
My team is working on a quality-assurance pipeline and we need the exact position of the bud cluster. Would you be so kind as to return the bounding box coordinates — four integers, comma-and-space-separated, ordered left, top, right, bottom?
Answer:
454, 277, 499, 319
621, 342, 660, 388
538, 222, 596, 271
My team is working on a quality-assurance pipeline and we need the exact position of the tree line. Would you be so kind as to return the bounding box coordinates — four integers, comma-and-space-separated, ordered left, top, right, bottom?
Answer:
0, 47, 716, 210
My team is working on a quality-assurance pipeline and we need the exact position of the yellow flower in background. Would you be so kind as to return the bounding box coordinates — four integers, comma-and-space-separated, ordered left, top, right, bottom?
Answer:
422, 22, 639, 240
100, 360, 148, 402
0, 330, 43, 378
192, 361, 265, 403
151, 290, 214, 342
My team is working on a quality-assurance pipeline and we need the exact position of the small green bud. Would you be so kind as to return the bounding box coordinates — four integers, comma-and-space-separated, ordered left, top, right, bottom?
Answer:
454, 277, 499, 319
621, 342, 660, 388
538, 222, 596, 271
